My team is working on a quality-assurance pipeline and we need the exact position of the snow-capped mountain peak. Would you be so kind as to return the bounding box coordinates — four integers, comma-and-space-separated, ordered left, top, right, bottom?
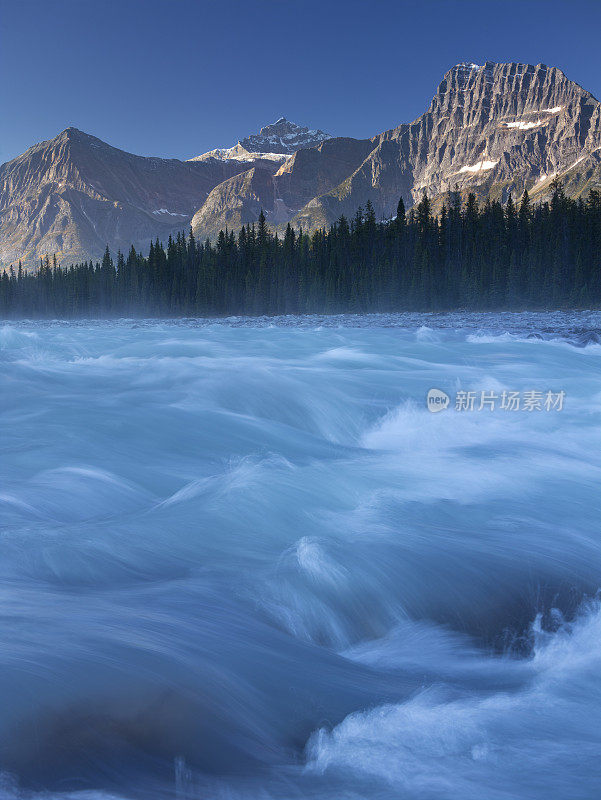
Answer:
189, 118, 332, 162
242, 118, 331, 154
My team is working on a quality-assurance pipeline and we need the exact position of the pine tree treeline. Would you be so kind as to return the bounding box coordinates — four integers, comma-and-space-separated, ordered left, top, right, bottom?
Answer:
1, 184, 600, 318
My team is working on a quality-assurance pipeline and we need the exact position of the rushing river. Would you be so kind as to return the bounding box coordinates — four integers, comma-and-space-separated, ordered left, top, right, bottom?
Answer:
1, 312, 600, 800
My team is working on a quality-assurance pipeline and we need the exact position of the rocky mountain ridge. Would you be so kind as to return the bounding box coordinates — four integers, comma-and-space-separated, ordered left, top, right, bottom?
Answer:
2, 62, 600, 269
0, 128, 282, 268
281, 61, 601, 231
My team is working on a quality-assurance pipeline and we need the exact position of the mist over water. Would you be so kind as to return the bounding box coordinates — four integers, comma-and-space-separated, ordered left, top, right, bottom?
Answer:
1, 312, 600, 800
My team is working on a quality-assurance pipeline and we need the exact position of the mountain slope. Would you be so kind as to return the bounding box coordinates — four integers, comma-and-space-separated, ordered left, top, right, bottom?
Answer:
0, 128, 281, 268
190, 137, 375, 239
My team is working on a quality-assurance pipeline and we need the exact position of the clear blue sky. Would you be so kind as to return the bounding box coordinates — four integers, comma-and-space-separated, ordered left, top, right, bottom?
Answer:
1, 0, 600, 164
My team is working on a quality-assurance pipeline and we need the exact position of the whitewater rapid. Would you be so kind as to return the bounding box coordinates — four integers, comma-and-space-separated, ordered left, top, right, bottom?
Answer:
0, 313, 599, 799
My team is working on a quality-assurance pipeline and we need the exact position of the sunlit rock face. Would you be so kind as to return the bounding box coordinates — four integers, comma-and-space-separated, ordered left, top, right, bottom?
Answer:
292, 61, 601, 230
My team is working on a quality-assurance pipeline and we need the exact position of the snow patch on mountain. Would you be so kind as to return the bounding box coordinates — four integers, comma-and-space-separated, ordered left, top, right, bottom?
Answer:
458, 159, 499, 174
153, 209, 188, 217
504, 119, 547, 130
501, 107, 562, 131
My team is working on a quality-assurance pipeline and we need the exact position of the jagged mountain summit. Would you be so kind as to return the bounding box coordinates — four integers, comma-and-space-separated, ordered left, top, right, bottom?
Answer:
291, 61, 601, 231
240, 118, 332, 154
2, 63, 600, 269
189, 118, 332, 162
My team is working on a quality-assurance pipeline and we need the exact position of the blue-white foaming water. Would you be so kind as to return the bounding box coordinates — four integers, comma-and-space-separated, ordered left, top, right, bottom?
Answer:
0, 312, 599, 800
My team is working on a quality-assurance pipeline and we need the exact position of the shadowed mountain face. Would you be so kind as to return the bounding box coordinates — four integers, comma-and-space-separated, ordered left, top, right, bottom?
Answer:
190, 137, 375, 240
2, 62, 601, 269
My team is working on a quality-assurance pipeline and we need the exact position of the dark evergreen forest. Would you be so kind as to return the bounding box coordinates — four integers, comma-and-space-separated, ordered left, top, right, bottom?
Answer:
1, 184, 600, 318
